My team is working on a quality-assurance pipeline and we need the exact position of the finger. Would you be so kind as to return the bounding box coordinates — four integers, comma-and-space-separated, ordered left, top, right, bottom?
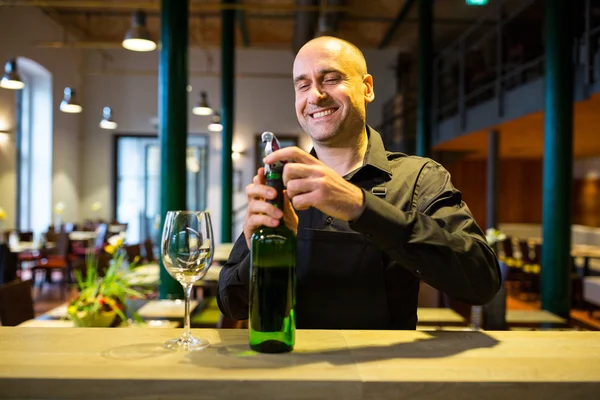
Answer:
290, 192, 318, 211
282, 191, 298, 235
245, 213, 280, 230
282, 163, 320, 186
246, 182, 277, 201
263, 146, 321, 166
285, 178, 320, 199
252, 167, 266, 185
247, 199, 283, 220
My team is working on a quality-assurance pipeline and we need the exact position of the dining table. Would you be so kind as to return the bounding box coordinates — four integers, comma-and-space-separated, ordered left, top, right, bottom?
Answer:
0, 328, 598, 399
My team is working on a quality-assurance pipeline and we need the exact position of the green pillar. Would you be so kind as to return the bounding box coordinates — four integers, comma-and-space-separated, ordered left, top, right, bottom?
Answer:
416, 0, 432, 158
541, 0, 574, 318
158, 0, 188, 299
486, 130, 499, 230
221, 0, 235, 243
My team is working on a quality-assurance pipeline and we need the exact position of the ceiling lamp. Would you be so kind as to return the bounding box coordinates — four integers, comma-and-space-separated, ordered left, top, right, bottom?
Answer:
208, 112, 223, 132
59, 87, 82, 113
122, 10, 157, 52
99, 107, 118, 130
192, 91, 213, 116
0, 58, 25, 90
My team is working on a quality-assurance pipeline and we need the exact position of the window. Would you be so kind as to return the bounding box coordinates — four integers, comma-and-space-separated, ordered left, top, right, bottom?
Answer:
114, 135, 208, 244
15, 58, 52, 238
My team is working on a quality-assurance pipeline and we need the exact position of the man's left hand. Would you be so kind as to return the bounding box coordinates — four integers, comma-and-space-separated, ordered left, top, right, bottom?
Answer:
263, 146, 365, 221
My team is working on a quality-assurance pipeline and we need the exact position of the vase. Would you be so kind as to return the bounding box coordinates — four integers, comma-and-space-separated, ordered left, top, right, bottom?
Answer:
71, 310, 117, 327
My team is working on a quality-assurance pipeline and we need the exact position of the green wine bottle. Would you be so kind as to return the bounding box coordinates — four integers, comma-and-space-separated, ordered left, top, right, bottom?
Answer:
249, 132, 296, 353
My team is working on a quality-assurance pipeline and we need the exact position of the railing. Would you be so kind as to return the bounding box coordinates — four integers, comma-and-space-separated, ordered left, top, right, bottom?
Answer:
433, 0, 600, 137
433, 0, 545, 130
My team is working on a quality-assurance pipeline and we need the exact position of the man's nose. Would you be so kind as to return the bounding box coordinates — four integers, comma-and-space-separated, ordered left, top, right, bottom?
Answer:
307, 84, 327, 104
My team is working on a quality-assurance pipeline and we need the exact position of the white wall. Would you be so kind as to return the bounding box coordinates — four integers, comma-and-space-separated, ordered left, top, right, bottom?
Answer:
81, 46, 398, 243
0, 7, 83, 229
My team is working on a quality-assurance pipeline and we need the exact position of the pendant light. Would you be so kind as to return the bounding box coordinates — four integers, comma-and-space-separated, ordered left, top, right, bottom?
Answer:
99, 107, 118, 130
0, 58, 25, 90
192, 91, 213, 116
59, 87, 82, 113
122, 10, 157, 52
208, 112, 223, 132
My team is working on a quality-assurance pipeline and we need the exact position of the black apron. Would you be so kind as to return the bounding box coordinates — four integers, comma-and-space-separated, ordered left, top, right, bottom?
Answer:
294, 185, 391, 330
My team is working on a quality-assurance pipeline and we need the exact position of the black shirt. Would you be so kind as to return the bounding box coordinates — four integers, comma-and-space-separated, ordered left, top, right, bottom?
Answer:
217, 127, 500, 329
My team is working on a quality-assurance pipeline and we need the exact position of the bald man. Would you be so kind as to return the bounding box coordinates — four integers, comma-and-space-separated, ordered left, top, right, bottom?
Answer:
217, 37, 500, 330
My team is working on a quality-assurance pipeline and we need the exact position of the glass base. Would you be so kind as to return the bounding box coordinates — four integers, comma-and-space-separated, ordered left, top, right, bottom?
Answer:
164, 335, 209, 351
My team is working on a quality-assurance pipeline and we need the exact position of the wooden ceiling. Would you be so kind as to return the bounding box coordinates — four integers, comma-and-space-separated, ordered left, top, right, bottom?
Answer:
2, 0, 527, 50
434, 92, 600, 160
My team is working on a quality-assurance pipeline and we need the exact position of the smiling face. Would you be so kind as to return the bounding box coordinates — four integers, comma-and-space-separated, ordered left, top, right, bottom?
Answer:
293, 37, 374, 146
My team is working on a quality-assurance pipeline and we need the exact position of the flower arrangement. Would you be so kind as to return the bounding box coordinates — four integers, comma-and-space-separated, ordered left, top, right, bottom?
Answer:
485, 227, 506, 247
67, 233, 149, 327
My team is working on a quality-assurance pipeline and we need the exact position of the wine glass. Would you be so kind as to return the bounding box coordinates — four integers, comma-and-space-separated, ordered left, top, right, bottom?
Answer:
161, 210, 214, 351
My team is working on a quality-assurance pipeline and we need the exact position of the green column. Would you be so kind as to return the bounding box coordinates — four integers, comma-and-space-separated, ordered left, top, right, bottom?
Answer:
221, 0, 235, 243
541, 0, 574, 318
158, 0, 188, 299
416, 0, 432, 158
486, 130, 499, 230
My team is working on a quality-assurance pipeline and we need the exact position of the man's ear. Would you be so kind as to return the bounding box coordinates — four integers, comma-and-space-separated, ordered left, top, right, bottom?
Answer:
363, 74, 375, 103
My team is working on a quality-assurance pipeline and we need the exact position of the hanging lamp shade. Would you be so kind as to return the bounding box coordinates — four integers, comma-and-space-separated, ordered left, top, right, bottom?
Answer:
122, 10, 157, 52
59, 87, 82, 113
192, 91, 213, 116
99, 107, 118, 129
208, 112, 223, 132
0, 58, 25, 90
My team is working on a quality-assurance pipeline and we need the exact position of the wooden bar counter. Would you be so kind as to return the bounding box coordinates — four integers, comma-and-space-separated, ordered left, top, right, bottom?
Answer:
1, 328, 599, 399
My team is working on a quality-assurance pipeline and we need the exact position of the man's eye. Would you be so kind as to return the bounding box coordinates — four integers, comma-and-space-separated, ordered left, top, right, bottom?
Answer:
297, 84, 309, 91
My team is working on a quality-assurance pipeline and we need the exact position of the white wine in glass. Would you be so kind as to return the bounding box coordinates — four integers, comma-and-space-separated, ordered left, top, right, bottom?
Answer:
161, 210, 214, 351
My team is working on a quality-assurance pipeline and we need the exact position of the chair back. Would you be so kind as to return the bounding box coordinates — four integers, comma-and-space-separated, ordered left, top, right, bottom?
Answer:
55, 232, 71, 257
143, 238, 155, 263
19, 231, 34, 242
125, 244, 141, 264
501, 237, 514, 258
0, 279, 34, 326
0, 244, 18, 285
518, 240, 532, 264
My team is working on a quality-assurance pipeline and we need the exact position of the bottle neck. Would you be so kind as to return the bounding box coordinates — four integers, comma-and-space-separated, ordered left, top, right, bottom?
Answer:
266, 170, 284, 211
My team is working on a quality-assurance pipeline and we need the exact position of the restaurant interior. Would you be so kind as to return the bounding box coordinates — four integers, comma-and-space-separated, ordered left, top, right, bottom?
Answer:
1, 0, 600, 397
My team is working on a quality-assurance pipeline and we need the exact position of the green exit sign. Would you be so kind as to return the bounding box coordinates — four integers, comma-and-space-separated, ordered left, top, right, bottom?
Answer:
466, 0, 488, 5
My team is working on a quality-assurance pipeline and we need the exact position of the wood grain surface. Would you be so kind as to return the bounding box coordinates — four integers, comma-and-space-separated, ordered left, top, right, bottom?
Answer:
1, 328, 599, 399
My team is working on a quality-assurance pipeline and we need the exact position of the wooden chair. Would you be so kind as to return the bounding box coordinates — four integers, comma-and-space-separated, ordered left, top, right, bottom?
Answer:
31, 232, 71, 298
0, 279, 34, 326
0, 244, 18, 285
143, 238, 156, 263
125, 244, 141, 264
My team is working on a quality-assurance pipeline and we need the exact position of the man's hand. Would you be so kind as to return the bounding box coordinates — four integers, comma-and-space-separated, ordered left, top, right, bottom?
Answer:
263, 147, 365, 222
243, 167, 299, 249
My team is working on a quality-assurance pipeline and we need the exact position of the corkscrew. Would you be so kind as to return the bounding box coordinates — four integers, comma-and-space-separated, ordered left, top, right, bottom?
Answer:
261, 131, 286, 175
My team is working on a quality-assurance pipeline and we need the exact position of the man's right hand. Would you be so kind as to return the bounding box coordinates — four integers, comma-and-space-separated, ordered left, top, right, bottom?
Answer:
243, 167, 298, 249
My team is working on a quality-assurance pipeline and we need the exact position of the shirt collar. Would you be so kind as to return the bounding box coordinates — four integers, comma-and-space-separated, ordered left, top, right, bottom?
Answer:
362, 126, 392, 177
308, 125, 392, 178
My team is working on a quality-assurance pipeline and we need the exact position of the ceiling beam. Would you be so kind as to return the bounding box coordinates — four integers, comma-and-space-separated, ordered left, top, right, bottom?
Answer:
0, 0, 348, 13
236, 0, 250, 47
293, 0, 319, 52
32, 0, 114, 61
378, 0, 417, 49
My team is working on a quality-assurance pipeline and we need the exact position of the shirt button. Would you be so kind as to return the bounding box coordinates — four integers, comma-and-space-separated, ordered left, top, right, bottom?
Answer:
415, 269, 421, 275
325, 216, 334, 225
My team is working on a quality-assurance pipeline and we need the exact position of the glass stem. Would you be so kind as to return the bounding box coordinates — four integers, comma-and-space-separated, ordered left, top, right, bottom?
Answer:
182, 284, 194, 340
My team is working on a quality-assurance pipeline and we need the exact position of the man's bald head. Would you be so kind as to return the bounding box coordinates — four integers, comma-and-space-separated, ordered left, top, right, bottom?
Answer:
295, 36, 368, 77
292, 36, 375, 147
